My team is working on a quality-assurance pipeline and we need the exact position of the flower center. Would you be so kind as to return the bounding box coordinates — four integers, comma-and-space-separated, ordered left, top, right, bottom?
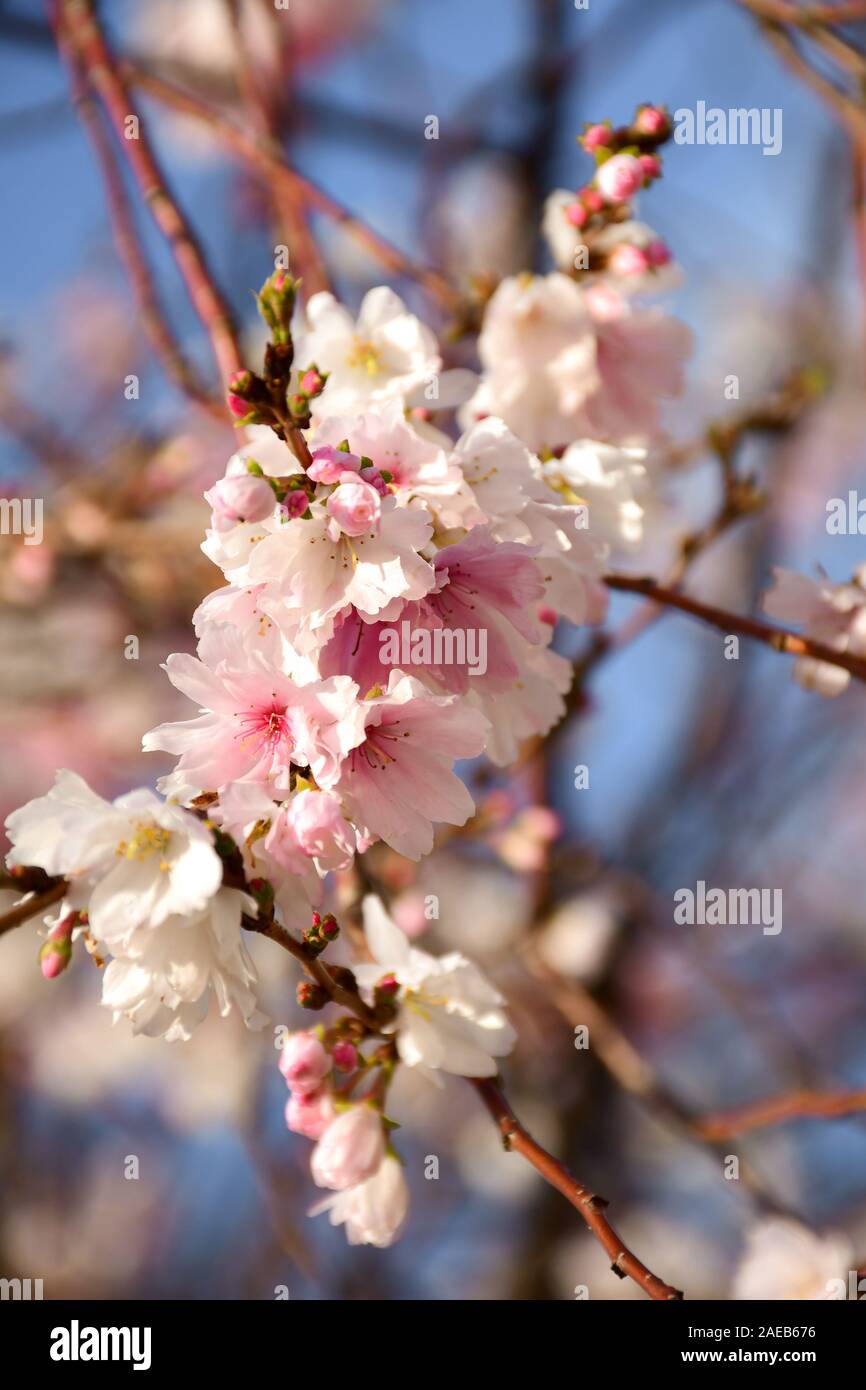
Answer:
346, 337, 382, 376
117, 822, 171, 861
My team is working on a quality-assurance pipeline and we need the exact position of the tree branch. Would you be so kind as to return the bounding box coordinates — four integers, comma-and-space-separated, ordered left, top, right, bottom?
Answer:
122, 63, 464, 315
57, 0, 243, 389
604, 573, 866, 685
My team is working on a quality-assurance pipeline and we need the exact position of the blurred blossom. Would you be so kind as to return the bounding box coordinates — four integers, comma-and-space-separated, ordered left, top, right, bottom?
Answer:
732, 1219, 853, 1301
535, 890, 623, 985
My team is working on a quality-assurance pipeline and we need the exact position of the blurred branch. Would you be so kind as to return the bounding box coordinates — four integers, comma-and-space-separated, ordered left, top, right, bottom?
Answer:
51, 9, 225, 420
123, 63, 465, 316
54, 0, 244, 393
222, 0, 330, 297
695, 1087, 866, 1137
604, 573, 866, 685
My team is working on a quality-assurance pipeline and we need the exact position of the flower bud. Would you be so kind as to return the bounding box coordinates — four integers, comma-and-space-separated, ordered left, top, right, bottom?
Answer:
299, 367, 326, 396
297, 981, 329, 1010
608, 243, 650, 277
205, 473, 276, 531
565, 201, 588, 228
595, 153, 643, 204
582, 123, 613, 152
257, 270, 298, 342
38, 912, 76, 980
309, 445, 363, 485
280, 490, 310, 521
326, 479, 382, 537
634, 105, 669, 138
332, 1040, 358, 1072
580, 188, 605, 215
645, 238, 671, 267
279, 1031, 332, 1094
638, 153, 662, 181
285, 1087, 335, 1139
310, 1104, 385, 1189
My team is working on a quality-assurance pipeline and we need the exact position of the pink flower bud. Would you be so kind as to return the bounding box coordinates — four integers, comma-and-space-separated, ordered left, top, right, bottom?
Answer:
359, 466, 389, 496
309, 445, 362, 484
285, 1087, 336, 1140
608, 243, 650, 277
565, 201, 588, 228
279, 1031, 332, 1095
580, 188, 605, 215
310, 1104, 385, 1190
635, 105, 667, 136
582, 123, 613, 152
299, 368, 325, 396
538, 606, 558, 626
326, 478, 381, 537
595, 153, 643, 204
228, 394, 251, 419
638, 153, 662, 181
332, 1041, 358, 1072
280, 490, 310, 520
38, 914, 75, 980
205, 474, 275, 530
645, 238, 671, 267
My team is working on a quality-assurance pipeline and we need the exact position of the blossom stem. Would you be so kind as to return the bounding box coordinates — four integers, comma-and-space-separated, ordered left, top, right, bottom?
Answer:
604, 573, 866, 685
471, 1078, 683, 1300
57, 0, 244, 390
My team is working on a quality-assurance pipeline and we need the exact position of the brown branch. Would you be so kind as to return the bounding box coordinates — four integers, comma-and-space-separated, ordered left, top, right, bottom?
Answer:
57, 0, 244, 389
50, 4, 225, 419
737, 0, 866, 23
471, 1078, 683, 1300
0, 881, 67, 937
695, 1088, 866, 1138
241, 903, 681, 1299
739, 4, 866, 148
604, 573, 866, 685
123, 63, 464, 315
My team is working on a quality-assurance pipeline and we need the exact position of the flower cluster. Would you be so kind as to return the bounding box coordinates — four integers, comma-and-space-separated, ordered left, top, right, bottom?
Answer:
2, 101, 692, 1252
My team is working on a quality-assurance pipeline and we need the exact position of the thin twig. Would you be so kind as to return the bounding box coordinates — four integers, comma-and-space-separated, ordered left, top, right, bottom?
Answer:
471, 1078, 683, 1300
695, 1088, 866, 1138
58, 0, 244, 388
50, 3, 224, 418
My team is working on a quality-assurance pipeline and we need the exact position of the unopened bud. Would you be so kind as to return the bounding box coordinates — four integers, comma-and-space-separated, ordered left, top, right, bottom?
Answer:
299, 367, 326, 396
332, 1040, 358, 1071
582, 122, 613, 152
297, 981, 328, 1010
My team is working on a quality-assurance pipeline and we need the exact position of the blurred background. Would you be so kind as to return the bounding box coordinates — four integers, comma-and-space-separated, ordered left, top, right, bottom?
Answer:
2, 0, 866, 1300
